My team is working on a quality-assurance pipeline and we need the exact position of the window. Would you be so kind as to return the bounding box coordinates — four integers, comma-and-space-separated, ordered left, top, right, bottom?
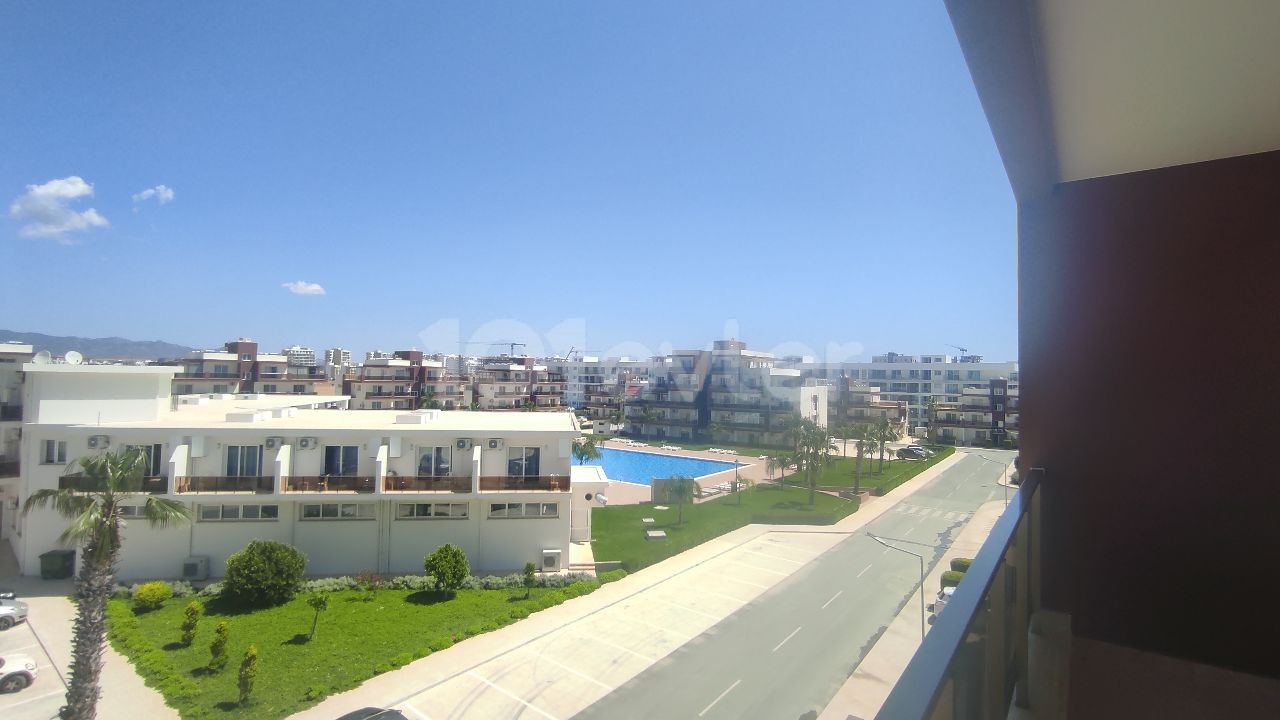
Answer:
372, 401, 383, 409
396, 503, 469, 519
293, 384, 306, 393
226, 445, 262, 477
489, 502, 558, 519
300, 502, 375, 520
967, 371, 982, 380
507, 447, 540, 477
42, 440, 67, 464
212, 384, 229, 394
993, 387, 1005, 395
262, 384, 277, 393
197, 504, 279, 522
119, 506, 143, 518
946, 371, 961, 381
417, 446, 453, 476
125, 444, 163, 476
240, 353, 253, 361
323, 445, 360, 476
996, 403, 1005, 411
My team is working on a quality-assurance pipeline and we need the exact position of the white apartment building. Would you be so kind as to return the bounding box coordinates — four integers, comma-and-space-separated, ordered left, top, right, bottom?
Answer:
545, 356, 653, 408
6, 363, 600, 582
931, 377, 1019, 446
325, 348, 352, 367
282, 345, 318, 367
0, 343, 34, 500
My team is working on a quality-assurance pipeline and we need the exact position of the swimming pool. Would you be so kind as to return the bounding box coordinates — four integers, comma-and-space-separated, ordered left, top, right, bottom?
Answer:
575, 448, 741, 486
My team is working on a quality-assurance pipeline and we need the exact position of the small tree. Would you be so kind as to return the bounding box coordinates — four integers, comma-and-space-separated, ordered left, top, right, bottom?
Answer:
223, 540, 307, 608
237, 644, 259, 706
306, 593, 329, 640
355, 569, 383, 602
179, 601, 203, 647
571, 437, 601, 465
522, 562, 537, 599
665, 476, 698, 525
208, 621, 230, 672
424, 544, 470, 594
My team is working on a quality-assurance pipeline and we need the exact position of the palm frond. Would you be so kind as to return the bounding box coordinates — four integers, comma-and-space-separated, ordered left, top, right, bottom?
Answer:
141, 496, 193, 527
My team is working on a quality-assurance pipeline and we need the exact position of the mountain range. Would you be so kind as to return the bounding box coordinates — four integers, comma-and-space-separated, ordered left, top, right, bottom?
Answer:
0, 329, 194, 361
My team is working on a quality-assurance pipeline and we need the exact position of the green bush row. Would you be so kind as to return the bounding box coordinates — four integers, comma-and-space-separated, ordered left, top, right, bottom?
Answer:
112, 580, 196, 600
597, 569, 628, 584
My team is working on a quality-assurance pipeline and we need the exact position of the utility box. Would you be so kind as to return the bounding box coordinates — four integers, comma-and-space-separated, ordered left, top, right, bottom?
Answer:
39, 549, 76, 580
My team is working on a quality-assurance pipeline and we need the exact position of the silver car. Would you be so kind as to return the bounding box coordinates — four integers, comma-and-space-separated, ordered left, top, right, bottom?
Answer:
0, 599, 29, 630
0, 652, 39, 692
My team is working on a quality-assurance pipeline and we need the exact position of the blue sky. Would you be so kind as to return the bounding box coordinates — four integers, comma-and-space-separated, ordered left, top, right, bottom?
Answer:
1, 2, 1016, 363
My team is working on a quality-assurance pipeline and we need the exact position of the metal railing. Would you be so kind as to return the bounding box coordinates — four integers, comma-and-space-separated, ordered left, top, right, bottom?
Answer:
876, 472, 1040, 720
283, 475, 377, 493
383, 475, 473, 493
478, 476, 568, 492
173, 476, 273, 493
60, 475, 169, 494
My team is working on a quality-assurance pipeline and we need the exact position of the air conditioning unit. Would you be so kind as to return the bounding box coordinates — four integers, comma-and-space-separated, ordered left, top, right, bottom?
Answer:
182, 556, 210, 581
298, 437, 318, 450
541, 549, 563, 572
486, 438, 504, 450
265, 436, 285, 450
88, 435, 111, 450
455, 438, 474, 451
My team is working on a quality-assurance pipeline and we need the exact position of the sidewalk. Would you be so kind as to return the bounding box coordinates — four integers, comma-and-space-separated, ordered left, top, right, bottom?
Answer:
818, 497, 1008, 720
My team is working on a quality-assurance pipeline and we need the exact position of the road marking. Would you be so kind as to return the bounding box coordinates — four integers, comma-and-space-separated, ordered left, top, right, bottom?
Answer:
467, 670, 560, 720
571, 632, 659, 663
857, 563, 874, 578
821, 590, 843, 609
699, 678, 742, 717
903, 527, 913, 537
616, 613, 695, 641
772, 626, 802, 652
0, 688, 64, 710
1, 642, 40, 654
701, 588, 751, 605
651, 596, 724, 621
740, 548, 805, 565
522, 647, 615, 691
727, 559, 790, 577
716, 573, 771, 590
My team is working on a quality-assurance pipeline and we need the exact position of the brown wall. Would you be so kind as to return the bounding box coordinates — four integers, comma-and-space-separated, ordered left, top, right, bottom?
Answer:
1018, 149, 1280, 677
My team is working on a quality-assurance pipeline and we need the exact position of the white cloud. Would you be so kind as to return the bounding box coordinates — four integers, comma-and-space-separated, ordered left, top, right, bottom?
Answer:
8, 176, 109, 240
282, 280, 326, 296
132, 185, 175, 205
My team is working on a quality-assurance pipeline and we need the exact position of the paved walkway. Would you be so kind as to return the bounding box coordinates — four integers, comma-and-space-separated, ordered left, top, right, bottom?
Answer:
0, 540, 176, 720
293, 453, 968, 719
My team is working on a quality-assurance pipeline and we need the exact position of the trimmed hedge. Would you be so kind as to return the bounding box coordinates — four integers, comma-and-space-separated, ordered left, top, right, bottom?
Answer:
950, 557, 973, 573
224, 540, 307, 607
941, 570, 966, 589
133, 581, 174, 612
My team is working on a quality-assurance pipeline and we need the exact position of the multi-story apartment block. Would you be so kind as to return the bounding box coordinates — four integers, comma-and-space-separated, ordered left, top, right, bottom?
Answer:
5, 362, 599, 580
628, 341, 827, 446
792, 353, 1018, 433
545, 356, 653, 408
828, 376, 909, 430
325, 348, 352, 367
365, 350, 394, 362
346, 350, 472, 411
0, 342, 34, 486
929, 376, 1018, 446
169, 339, 334, 397
282, 345, 317, 366
472, 356, 566, 411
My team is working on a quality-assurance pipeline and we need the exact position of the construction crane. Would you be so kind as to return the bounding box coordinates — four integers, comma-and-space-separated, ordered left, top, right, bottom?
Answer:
946, 344, 969, 356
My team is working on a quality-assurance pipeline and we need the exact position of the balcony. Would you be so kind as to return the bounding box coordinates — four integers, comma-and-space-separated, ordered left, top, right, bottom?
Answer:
383, 475, 472, 493
174, 476, 273, 493
876, 473, 1039, 720
478, 476, 568, 492
0, 460, 19, 477
366, 391, 414, 398
0, 405, 22, 421
60, 475, 168, 494
174, 372, 242, 380
283, 475, 376, 493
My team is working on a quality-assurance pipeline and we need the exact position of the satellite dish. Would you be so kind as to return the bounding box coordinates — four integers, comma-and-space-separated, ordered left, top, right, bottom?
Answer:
65, 350, 84, 365
33, 350, 52, 364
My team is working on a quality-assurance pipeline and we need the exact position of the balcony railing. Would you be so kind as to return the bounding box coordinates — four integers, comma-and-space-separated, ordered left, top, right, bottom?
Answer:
282, 475, 377, 493
60, 475, 168, 494
876, 471, 1039, 720
478, 476, 568, 492
366, 391, 414, 398
0, 405, 22, 421
383, 475, 472, 493
0, 460, 20, 477
174, 476, 273, 494
174, 372, 242, 380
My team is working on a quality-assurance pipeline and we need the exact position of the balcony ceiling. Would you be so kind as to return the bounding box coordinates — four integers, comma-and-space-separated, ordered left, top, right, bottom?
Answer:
1037, 0, 1280, 182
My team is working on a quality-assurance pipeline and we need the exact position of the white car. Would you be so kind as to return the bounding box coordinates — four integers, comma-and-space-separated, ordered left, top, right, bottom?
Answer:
0, 599, 29, 630
0, 653, 38, 693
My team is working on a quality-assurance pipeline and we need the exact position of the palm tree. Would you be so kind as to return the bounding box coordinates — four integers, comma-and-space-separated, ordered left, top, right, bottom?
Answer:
834, 424, 854, 458
665, 475, 699, 525
853, 424, 876, 494
732, 463, 753, 505
419, 389, 440, 410
571, 436, 601, 465
875, 416, 902, 474
23, 447, 191, 720
783, 416, 829, 505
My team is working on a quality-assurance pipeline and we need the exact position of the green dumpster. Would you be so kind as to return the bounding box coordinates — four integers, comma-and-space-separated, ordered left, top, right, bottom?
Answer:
40, 549, 76, 580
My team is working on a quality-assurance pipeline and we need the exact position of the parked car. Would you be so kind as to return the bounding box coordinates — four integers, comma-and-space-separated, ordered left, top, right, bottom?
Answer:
905, 444, 935, 456
336, 709, 409, 720
0, 653, 38, 693
0, 588, 15, 600
896, 448, 926, 460
0, 599, 29, 630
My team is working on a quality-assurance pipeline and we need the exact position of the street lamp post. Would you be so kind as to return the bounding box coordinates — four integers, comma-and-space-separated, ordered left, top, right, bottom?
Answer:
975, 454, 1012, 507
868, 533, 926, 639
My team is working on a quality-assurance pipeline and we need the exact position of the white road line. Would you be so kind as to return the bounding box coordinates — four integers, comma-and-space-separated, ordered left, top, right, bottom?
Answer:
467, 670, 560, 720
727, 559, 790, 577
821, 590, 843, 609
772, 626, 802, 652
701, 588, 751, 605
716, 573, 772, 590
652, 596, 725, 621
399, 702, 432, 720
903, 527, 913, 537
740, 548, 805, 565
522, 647, 615, 692
857, 563, 874, 578
882, 547, 890, 555
615, 613, 695, 641
1, 643, 40, 654
0, 688, 64, 710
698, 678, 742, 717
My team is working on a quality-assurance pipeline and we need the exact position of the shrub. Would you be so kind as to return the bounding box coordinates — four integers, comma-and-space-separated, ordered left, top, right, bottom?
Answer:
950, 558, 973, 573
133, 581, 173, 612
941, 570, 965, 589
304, 576, 359, 593
197, 581, 224, 598
224, 540, 307, 607
179, 601, 203, 647
356, 569, 384, 600
208, 621, 230, 672
598, 569, 627, 584
423, 544, 469, 593
238, 644, 259, 705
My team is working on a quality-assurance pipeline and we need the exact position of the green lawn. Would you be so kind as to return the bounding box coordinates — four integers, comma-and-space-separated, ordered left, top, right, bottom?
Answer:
108, 583, 597, 720
591, 485, 858, 572
782, 445, 955, 494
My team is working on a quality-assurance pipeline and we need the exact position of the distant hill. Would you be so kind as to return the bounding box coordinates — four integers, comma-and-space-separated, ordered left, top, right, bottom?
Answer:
0, 329, 194, 361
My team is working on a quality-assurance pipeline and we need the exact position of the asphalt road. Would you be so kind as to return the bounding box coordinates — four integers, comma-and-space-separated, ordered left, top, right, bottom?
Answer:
574, 450, 1016, 720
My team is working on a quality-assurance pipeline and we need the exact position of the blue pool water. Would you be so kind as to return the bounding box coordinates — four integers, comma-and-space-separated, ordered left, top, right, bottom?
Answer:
575, 448, 740, 486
